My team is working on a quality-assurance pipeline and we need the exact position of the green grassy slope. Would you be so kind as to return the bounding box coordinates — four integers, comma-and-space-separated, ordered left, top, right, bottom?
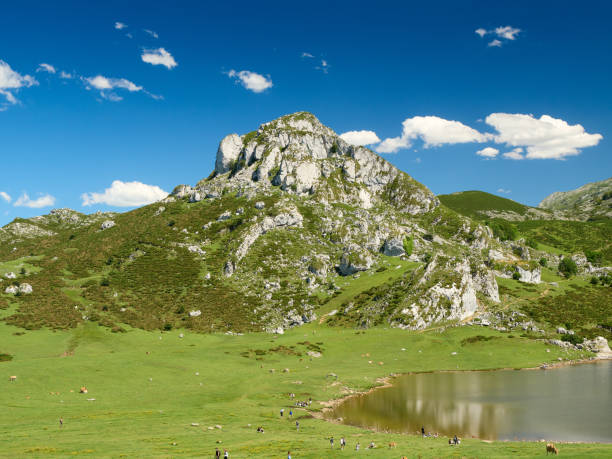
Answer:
438, 190, 532, 220
2, 318, 608, 458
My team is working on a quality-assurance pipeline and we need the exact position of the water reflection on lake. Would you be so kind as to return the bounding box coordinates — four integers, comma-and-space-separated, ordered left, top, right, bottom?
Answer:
330, 360, 612, 442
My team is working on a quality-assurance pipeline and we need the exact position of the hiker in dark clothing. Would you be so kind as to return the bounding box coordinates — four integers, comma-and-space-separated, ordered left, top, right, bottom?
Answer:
421, 426, 425, 436
215, 447, 221, 458
59, 417, 63, 428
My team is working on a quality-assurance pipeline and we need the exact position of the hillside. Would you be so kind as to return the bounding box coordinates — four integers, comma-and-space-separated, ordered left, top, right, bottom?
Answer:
1, 112, 610, 342
539, 176, 612, 220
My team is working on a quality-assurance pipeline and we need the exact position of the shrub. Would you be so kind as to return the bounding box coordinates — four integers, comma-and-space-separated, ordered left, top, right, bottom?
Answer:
402, 236, 413, 256
100, 278, 110, 287
525, 238, 538, 249
20, 267, 26, 275
590, 276, 599, 285
539, 257, 548, 267
487, 220, 517, 241
585, 250, 603, 265
163, 323, 173, 331
423, 253, 432, 264
558, 257, 578, 278
512, 271, 521, 281
423, 234, 433, 242
561, 334, 582, 346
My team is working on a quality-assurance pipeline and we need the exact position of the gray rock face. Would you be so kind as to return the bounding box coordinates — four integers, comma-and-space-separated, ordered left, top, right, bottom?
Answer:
516, 266, 541, 284
338, 247, 374, 276
100, 220, 116, 230
383, 237, 405, 257
215, 134, 243, 174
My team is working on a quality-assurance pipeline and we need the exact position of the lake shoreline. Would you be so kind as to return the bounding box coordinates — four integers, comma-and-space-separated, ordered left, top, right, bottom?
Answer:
313, 354, 612, 443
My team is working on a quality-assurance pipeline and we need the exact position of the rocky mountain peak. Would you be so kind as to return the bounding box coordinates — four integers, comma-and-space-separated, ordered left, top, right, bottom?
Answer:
177, 112, 439, 215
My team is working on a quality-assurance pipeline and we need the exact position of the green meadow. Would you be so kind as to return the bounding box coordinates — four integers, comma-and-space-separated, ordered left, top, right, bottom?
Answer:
2, 317, 611, 458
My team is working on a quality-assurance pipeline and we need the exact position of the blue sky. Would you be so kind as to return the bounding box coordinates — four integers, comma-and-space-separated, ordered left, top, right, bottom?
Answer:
1, 0, 611, 225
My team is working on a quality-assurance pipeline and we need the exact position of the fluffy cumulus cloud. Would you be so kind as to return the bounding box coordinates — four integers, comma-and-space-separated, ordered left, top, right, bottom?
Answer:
486, 113, 603, 159
0, 59, 38, 105
495, 26, 521, 40
0, 191, 11, 203
141, 48, 177, 69
502, 147, 525, 160
86, 75, 142, 92
37, 63, 56, 74
475, 25, 521, 47
375, 116, 490, 153
81, 180, 168, 207
14, 193, 55, 208
339, 130, 381, 146
476, 146, 499, 158
227, 70, 272, 93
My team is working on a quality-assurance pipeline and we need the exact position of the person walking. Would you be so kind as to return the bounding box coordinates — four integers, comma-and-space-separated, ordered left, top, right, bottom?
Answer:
296, 421, 299, 431
355, 442, 360, 451
280, 408, 284, 417
340, 437, 346, 450
215, 447, 221, 458
330, 436, 334, 448
421, 426, 425, 437
223, 449, 229, 458
287, 452, 292, 459
289, 409, 293, 417
59, 417, 63, 428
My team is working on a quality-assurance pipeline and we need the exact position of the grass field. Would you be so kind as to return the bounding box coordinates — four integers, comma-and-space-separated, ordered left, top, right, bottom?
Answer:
2, 316, 611, 458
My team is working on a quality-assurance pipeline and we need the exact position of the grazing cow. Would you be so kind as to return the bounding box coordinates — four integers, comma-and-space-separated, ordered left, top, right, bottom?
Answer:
9, 376, 17, 382
546, 443, 558, 455
388, 442, 397, 449
79, 386, 88, 394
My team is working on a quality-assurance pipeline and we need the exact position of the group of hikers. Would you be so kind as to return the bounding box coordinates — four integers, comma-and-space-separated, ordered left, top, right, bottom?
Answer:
328, 436, 374, 450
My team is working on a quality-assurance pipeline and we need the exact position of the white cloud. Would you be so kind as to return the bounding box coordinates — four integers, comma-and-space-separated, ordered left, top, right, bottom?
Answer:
141, 48, 177, 69
0, 191, 11, 203
37, 63, 56, 74
59, 71, 73, 79
115, 22, 127, 30
301, 52, 314, 58
375, 115, 490, 153
316, 59, 329, 73
497, 188, 511, 194
502, 147, 525, 160
86, 75, 142, 92
476, 146, 499, 158
486, 113, 603, 160
488, 39, 502, 47
0, 59, 38, 105
339, 130, 381, 146
143, 29, 159, 38
14, 193, 55, 208
475, 28, 488, 37
227, 70, 272, 93
81, 180, 168, 207
495, 26, 520, 40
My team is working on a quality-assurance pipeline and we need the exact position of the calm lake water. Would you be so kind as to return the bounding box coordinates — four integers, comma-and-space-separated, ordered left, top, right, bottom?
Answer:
330, 360, 612, 442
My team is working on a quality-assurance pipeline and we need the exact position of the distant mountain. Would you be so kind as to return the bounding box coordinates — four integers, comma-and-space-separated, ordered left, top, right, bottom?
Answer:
539, 177, 612, 220
438, 190, 557, 221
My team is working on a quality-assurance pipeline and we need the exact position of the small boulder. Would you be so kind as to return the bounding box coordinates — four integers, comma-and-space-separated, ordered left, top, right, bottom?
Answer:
18, 283, 33, 294
4, 272, 16, 279
100, 220, 116, 230
255, 201, 265, 209
4, 285, 18, 294
189, 310, 202, 317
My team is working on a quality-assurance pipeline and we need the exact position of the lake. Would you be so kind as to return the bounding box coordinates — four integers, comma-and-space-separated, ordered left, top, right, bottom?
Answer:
329, 360, 612, 442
